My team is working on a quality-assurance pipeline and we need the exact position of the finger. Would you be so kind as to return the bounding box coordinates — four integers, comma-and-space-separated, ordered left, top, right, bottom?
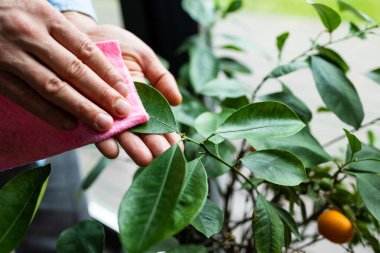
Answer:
123, 57, 146, 83
140, 134, 171, 158
24, 37, 130, 118
164, 133, 184, 151
0, 71, 77, 130
116, 132, 153, 167
96, 138, 119, 159
9, 52, 114, 131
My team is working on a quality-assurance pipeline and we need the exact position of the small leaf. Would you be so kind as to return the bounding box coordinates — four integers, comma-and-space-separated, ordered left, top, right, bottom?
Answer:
344, 129, 362, 156
182, 0, 215, 27
223, 0, 243, 16
310, 3, 341, 32
276, 32, 289, 58
317, 106, 331, 113
131, 82, 178, 133
272, 205, 302, 241
200, 79, 249, 98
356, 173, 380, 221
310, 56, 364, 129
191, 200, 224, 238
366, 68, 380, 85
203, 140, 236, 178
215, 101, 305, 140
269, 61, 308, 78
220, 44, 243, 52
241, 149, 306, 186
338, 0, 376, 24
81, 157, 109, 191
56, 220, 104, 253
318, 47, 349, 72
349, 22, 366, 39
219, 57, 251, 75
0, 165, 50, 253
253, 195, 284, 253
168, 244, 208, 253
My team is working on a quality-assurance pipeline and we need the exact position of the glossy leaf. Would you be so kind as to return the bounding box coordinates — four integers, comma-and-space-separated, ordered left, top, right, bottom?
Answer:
269, 61, 308, 78
0, 165, 50, 253
366, 68, 380, 85
344, 129, 362, 156
248, 128, 331, 168
272, 205, 301, 241
182, 0, 215, 27
215, 101, 305, 140
310, 3, 341, 32
347, 144, 380, 173
118, 145, 186, 253
194, 110, 234, 140
222, 96, 250, 110
318, 47, 349, 72
276, 32, 289, 58
241, 149, 306, 186
131, 82, 178, 133
56, 220, 104, 253
310, 56, 364, 129
168, 244, 208, 253
253, 195, 284, 253
260, 85, 312, 123
219, 57, 251, 75
81, 157, 109, 191
338, 0, 375, 24
356, 173, 380, 221
200, 78, 248, 98
191, 200, 224, 238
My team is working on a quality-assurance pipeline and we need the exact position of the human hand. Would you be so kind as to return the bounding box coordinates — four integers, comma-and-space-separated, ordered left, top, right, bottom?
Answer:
0, 0, 131, 131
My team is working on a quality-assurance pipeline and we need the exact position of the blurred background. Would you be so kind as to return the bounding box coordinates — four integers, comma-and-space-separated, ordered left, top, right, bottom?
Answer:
79, 0, 380, 252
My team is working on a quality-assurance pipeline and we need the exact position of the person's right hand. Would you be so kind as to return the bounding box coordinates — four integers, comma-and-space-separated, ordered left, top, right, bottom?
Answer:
0, 0, 131, 131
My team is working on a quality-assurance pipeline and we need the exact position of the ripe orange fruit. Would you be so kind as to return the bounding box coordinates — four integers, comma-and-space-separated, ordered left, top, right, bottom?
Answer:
318, 210, 354, 244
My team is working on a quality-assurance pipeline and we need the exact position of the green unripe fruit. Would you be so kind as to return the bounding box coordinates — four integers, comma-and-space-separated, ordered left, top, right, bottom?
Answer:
319, 178, 333, 191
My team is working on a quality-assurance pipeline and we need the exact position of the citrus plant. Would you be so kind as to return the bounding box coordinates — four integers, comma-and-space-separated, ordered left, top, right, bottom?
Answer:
1, 0, 380, 253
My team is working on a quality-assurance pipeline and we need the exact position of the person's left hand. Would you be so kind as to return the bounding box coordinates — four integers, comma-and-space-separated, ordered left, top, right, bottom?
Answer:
65, 13, 183, 166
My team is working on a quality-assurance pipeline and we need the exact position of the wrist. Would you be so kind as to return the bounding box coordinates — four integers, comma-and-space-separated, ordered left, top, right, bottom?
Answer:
63, 11, 97, 34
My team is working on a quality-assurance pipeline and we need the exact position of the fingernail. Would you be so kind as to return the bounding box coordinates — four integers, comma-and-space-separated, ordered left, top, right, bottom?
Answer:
95, 113, 113, 130
63, 118, 77, 130
115, 82, 129, 97
115, 99, 130, 116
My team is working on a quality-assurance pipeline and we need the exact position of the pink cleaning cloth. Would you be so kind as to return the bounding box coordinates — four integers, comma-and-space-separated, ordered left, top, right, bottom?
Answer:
0, 40, 149, 170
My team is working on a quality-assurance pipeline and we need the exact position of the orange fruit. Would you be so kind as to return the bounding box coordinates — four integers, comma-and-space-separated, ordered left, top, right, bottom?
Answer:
317, 210, 354, 244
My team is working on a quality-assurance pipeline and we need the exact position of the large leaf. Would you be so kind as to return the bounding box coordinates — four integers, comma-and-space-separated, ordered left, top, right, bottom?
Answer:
131, 82, 178, 133
248, 128, 331, 168
191, 200, 224, 238
269, 61, 308, 78
260, 85, 312, 123
310, 56, 364, 129
241, 149, 306, 186
272, 205, 301, 241
215, 101, 305, 140
118, 145, 186, 253
318, 47, 349, 72
56, 220, 104, 253
310, 3, 341, 32
0, 165, 50, 253
200, 78, 248, 98
168, 244, 208, 253
182, 0, 215, 27
253, 195, 284, 253
366, 68, 380, 85
347, 144, 380, 173
80, 157, 109, 191
337, 0, 375, 24
356, 173, 380, 221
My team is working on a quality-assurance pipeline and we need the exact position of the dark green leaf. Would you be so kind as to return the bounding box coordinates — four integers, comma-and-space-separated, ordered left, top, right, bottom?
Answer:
276, 32, 289, 57
347, 144, 380, 173
241, 149, 306, 186
0, 165, 50, 253
272, 205, 301, 241
318, 47, 349, 72
253, 195, 284, 253
269, 61, 308, 78
182, 0, 215, 27
168, 244, 208, 253
366, 68, 380, 85
338, 0, 375, 24
310, 3, 341, 32
260, 85, 312, 123
222, 96, 249, 110
131, 82, 178, 133
191, 200, 224, 238
145, 238, 179, 253
200, 79, 248, 98
215, 101, 305, 140
57, 220, 104, 253
349, 22, 366, 39
81, 157, 109, 191
223, 0, 243, 16
344, 129, 362, 156
219, 57, 251, 75
356, 173, 380, 221
310, 56, 364, 129
317, 106, 331, 113
119, 145, 186, 253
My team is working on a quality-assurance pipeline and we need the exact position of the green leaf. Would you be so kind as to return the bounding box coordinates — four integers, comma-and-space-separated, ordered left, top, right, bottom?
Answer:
118, 145, 186, 253
223, 0, 243, 16
203, 140, 236, 178
56, 220, 104, 253
344, 129, 362, 156
310, 56, 364, 129
269, 61, 308, 78
318, 47, 349, 72
172, 88, 206, 127
220, 44, 243, 52
145, 238, 179, 253
200, 78, 248, 98
338, 0, 376, 24
189, 42, 218, 92
131, 82, 178, 134
222, 96, 249, 110
356, 173, 380, 221
191, 200, 224, 238
272, 205, 301, 241
219, 57, 251, 75
172, 158, 208, 231
0, 165, 50, 253
310, 3, 341, 32
253, 195, 284, 253
260, 85, 312, 123
366, 68, 380, 85
215, 101, 305, 140
276, 32, 289, 57
241, 149, 306, 186
247, 128, 331, 168
81, 157, 109, 191
168, 244, 208, 253
349, 22, 366, 39
194, 110, 234, 140
347, 144, 380, 173
182, 0, 215, 27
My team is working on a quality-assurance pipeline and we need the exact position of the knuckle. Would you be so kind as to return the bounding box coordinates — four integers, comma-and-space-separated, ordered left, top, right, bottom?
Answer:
76, 100, 92, 118
79, 38, 96, 59
98, 86, 114, 102
9, 14, 39, 39
67, 58, 86, 78
101, 66, 119, 83
42, 78, 64, 97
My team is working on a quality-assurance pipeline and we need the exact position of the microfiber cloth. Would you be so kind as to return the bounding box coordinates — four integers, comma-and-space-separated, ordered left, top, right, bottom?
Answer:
0, 40, 149, 170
